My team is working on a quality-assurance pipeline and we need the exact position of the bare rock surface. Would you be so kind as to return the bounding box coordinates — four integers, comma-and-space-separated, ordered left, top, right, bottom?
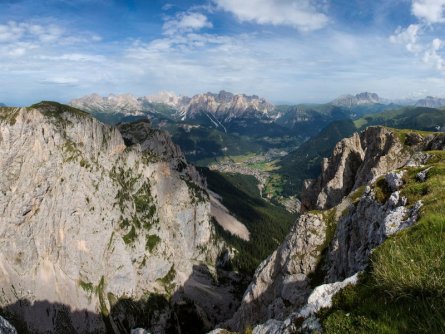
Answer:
247, 273, 360, 334
301, 127, 409, 210
0, 104, 231, 333
224, 213, 327, 331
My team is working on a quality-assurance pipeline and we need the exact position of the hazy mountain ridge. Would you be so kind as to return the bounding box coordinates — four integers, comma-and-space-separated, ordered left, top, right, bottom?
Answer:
415, 96, 445, 108
330, 92, 382, 107
70, 90, 273, 123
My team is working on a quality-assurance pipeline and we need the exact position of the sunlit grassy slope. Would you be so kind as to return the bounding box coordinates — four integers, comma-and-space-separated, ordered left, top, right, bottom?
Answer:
320, 149, 445, 334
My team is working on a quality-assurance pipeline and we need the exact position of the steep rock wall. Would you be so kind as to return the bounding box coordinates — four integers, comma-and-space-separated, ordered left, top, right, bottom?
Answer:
0, 105, 223, 333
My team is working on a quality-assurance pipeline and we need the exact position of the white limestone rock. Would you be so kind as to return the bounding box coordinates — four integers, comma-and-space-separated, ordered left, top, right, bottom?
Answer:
385, 171, 405, 192
0, 105, 226, 333
416, 167, 432, 182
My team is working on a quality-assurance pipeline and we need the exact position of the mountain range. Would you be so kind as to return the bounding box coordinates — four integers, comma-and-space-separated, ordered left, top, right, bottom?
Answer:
69, 91, 404, 165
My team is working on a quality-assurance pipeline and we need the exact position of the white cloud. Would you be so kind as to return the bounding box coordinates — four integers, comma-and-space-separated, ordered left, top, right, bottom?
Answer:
162, 3, 174, 11
37, 53, 106, 62
214, 0, 328, 31
390, 24, 422, 53
163, 12, 212, 35
43, 76, 80, 85
390, 1, 445, 75
422, 38, 445, 70
412, 0, 445, 23
0, 21, 63, 44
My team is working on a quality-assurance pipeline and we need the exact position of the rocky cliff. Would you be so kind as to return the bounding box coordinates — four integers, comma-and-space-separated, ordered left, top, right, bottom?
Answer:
179, 90, 274, 123
222, 126, 445, 332
300, 126, 431, 211
0, 103, 237, 333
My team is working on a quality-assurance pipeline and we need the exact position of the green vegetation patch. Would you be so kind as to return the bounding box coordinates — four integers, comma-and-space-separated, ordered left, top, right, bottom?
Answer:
157, 265, 176, 295
0, 107, 19, 125
349, 185, 366, 203
134, 181, 157, 227
122, 225, 137, 244
145, 234, 161, 252
321, 272, 445, 334
373, 177, 392, 204
62, 140, 82, 162
111, 166, 160, 246
353, 107, 445, 133
181, 175, 208, 204
30, 101, 89, 121
308, 208, 338, 287
78, 280, 94, 294
110, 166, 139, 211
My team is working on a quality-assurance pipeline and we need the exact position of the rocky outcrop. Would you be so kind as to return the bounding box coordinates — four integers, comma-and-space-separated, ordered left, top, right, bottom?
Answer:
238, 273, 360, 334
0, 103, 234, 333
223, 127, 444, 333
326, 189, 422, 282
302, 127, 417, 211
224, 213, 327, 331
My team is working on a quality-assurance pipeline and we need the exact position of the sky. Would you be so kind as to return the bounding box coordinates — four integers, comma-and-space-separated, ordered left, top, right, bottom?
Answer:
2, 0, 445, 105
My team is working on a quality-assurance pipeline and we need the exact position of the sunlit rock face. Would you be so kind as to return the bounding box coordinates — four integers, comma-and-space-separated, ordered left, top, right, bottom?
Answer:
0, 104, 232, 333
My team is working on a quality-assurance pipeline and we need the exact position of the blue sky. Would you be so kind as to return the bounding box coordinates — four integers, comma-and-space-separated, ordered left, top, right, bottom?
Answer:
1, 0, 445, 105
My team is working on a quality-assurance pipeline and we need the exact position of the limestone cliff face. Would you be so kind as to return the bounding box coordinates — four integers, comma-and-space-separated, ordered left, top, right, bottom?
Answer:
0, 104, 223, 333
222, 127, 444, 333
224, 214, 327, 330
302, 127, 416, 211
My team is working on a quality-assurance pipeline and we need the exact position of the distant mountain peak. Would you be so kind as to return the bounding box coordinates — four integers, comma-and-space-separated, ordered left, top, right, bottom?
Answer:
147, 91, 189, 107
331, 92, 381, 107
180, 91, 274, 123
415, 96, 445, 108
